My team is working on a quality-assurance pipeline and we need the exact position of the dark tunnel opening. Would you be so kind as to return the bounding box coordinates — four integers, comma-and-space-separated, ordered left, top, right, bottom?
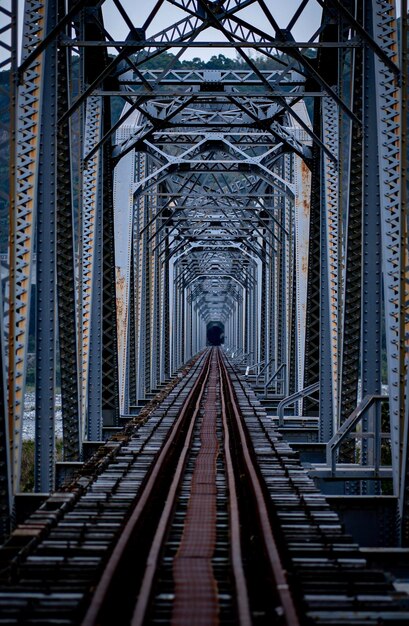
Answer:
206, 322, 225, 346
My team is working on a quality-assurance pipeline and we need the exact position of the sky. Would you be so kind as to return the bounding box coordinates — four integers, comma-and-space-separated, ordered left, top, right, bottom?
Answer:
3, 0, 404, 67
1, 0, 323, 65
102, 0, 323, 61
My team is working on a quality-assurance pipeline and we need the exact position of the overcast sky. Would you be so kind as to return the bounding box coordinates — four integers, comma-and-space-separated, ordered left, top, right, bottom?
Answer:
102, 0, 323, 61
1, 0, 323, 65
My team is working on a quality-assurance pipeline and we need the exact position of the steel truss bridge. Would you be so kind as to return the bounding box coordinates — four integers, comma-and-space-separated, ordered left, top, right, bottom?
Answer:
1, 0, 409, 566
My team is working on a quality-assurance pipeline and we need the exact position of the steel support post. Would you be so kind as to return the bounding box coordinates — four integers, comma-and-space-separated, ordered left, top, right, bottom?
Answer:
359, 6, 383, 493
339, 21, 363, 441
56, 0, 80, 461
320, 94, 340, 440
113, 132, 135, 414
140, 197, 150, 399
319, 154, 334, 441
294, 156, 311, 391
269, 238, 276, 383
101, 109, 119, 426
163, 248, 170, 380
2, 0, 17, 515
82, 96, 103, 442
179, 282, 185, 367
303, 101, 321, 415
152, 240, 160, 389
34, 0, 58, 492
400, 0, 409, 542
0, 273, 11, 540
134, 165, 144, 401
177, 278, 182, 368
284, 156, 293, 398
276, 196, 285, 379
159, 252, 166, 381
8, 0, 45, 492
289, 257, 297, 397
127, 247, 137, 412
371, 0, 405, 501
260, 244, 267, 367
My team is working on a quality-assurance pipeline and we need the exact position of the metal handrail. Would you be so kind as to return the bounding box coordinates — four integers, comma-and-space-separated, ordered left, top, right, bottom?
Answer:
326, 394, 389, 473
245, 360, 265, 377
255, 356, 275, 382
264, 362, 286, 391
277, 382, 319, 426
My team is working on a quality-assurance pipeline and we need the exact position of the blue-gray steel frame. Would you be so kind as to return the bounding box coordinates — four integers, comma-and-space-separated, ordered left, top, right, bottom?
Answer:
4, 0, 409, 544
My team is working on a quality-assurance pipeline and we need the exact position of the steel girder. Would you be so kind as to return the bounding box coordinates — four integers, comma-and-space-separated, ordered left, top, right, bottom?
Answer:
8, 0, 46, 492
371, 0, 406, 507
0, 0, 16, 535
56, 0, 80, 463
81, 96, 103, 440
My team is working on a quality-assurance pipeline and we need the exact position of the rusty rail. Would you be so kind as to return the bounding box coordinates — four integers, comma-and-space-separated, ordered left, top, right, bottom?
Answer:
82, 350, 213, 626
218, 350, 301, 626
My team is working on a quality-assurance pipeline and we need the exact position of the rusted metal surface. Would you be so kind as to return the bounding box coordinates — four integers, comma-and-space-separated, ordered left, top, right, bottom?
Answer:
218, 351, 301, 626
83, 351, 213, 626
219, 355, 252, 626
171, 356, 219, 626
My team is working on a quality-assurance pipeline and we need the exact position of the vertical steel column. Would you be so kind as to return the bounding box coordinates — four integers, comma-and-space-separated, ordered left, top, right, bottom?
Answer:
81, 96, 103, 441
0, 269, 11, 539
57, 0, 80, 460
179, 280, 185, 367
101, 104, 119, 427
303, 102, 321, 415
289, 257, 297, 396
294, 157, 311, 394
371, 1, 405, 500
319, 146, 334, 440
34, 0, 58, 492
134, 163, 144, 401
8, 0, 45, 492
339, 15, 363, 437
399, 0, 409, 542
152, 237, 161, 388
163, 245, 170, 379
321, 94, 340, 440
284, 155, 293, 397
113, 128, 135, 415
259, 243, 267, 367
359, 4, 383, 491
269, 234, 276, 382
127, 247, 137, 411
276, 189, 285, 379
143, 193, 152, 397
2, 0, 17, 516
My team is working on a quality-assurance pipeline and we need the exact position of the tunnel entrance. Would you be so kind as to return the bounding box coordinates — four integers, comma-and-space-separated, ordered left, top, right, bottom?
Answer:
207, 322, 225, 346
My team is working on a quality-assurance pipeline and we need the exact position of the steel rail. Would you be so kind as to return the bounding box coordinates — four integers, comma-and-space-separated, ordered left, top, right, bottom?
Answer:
218, 351, 301, 626
82, 347, 301, 625
218, 352, 252, 626
81, 349, 213, 626
131, 352, 213, 626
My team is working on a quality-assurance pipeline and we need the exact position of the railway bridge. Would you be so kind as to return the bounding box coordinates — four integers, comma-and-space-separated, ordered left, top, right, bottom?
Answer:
1, 0, 409, 622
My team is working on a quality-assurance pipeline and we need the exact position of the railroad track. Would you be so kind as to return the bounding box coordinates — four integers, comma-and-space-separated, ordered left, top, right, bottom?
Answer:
0, 348, 408, 624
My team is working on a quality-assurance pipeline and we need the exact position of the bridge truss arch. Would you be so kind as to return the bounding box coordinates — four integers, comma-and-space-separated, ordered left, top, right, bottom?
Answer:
2, 0, 409, 542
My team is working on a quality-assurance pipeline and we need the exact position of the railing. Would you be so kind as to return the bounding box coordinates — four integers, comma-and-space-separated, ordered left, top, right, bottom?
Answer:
263, 363, 286, 396
254, 357, 274, 383
326, 394, 389, 474
277, 382, 319, 426
244, 360, 265, 377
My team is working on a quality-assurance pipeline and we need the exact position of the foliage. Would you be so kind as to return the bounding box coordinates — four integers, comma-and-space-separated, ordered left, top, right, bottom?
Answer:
20, 439, 64, 492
